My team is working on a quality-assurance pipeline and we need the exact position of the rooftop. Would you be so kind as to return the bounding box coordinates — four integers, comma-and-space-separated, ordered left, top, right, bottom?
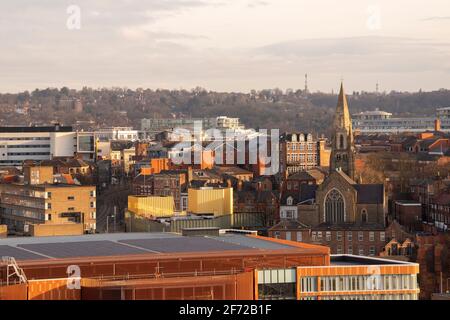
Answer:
0, 125, 73, 133
330, 254, 418, 266
0, 232, 319, 262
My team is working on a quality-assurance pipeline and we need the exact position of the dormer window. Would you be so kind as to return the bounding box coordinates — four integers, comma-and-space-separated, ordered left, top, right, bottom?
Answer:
287, 196, 294, 206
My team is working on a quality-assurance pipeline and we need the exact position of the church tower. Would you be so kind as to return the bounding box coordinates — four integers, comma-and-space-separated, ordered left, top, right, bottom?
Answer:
330, 82, 356, 180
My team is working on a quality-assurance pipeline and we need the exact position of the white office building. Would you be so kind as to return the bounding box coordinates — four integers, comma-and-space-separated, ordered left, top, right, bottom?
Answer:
0, 125, 77, 167
352, 108, 450, 134
94, 127, 139, 141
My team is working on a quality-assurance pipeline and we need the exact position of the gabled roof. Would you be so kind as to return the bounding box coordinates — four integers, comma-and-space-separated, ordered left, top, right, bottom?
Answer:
433, 192, 450, 205
288, 171, 316, 181
334, 169, 357, 185
269, 219, 310, 231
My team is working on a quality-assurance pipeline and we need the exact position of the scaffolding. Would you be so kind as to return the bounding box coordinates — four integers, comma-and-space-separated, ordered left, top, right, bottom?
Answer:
1, 256, 28, 286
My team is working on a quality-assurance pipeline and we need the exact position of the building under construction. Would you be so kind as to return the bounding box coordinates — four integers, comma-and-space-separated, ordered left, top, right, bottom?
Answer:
0, 231, 419, 300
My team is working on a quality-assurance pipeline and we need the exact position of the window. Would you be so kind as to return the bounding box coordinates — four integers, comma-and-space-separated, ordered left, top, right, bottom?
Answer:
90, 190, 96, 197
339, 134, 344, 149
348, 232, 353, 242
380, 232, 385, 242
369, 246, 376, 256
337, 245, 343, 254
45, 213, 52, 221
301, 277, 318, 293
337, 231, 342, 241
68, 196, 75, 200
286, 196, 294, 206
325, 189, 345, 223
285, 232, 291, 241
47, 192, 52, 199
47, 203, 52, 209
347, 245, 353, 255
326, 231, 331, 242
369, 232, 375, 242
91, 212, 96, 219
361, 209, 368, 223
358, 231, 364, 241
296, 232, 302, 242
312, 232, 317, 241
274, 231, 280, 239
68, 207, 75, 211
90, 202, 95, 208
317, 232, 322, 240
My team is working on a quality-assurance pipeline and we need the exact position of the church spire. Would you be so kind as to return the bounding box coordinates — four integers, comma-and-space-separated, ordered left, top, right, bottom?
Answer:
330, 81, 356, 180
334, 82, 352, 133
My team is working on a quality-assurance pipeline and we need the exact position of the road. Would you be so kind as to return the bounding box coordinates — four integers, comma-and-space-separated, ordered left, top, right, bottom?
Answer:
96, 184, 131, 233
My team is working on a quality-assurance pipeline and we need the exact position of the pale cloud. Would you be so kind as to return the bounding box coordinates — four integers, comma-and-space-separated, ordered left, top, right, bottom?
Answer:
422, 16, 450, 21
0, 0, 450, 93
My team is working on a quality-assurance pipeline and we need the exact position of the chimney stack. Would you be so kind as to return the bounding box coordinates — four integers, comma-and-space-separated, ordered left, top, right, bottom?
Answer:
435, 119, 441, 132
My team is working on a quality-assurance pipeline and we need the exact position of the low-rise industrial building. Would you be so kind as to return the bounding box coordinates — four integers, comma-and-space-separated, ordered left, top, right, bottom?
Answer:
188, 187, 233, 217
0, 232, 419, 300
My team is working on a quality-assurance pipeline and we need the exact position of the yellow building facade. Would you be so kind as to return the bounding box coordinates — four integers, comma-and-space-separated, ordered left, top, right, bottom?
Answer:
188, 187, 233, 217
128, 196, 175, 218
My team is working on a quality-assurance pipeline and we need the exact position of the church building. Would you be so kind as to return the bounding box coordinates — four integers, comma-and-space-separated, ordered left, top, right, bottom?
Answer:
271, 83, 387, 256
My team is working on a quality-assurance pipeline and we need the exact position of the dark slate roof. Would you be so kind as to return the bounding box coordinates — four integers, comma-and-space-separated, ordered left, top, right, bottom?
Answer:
235, 190, 278, 203
313, 222, 386, 231
354, 184, 384, 204
0, 125, 72, 133
288, 171, 316, 181
280, 185, 318, 205
415, 153, 440, 162
133, 174, 153, 185
111, 140, 134, 151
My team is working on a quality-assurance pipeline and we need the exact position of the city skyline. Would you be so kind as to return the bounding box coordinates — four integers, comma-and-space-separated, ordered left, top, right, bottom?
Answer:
1, 0, 450, 93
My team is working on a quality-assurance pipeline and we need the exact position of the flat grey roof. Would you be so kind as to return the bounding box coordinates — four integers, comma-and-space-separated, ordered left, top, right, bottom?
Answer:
0, 245, 48, 261
0, 233, 297, 261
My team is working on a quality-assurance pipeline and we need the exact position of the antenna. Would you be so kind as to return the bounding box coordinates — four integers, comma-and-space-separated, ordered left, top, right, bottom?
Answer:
304, 74, 309, 93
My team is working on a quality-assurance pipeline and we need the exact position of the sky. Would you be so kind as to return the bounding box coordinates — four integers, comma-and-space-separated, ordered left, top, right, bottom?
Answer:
1, 0, 450, 93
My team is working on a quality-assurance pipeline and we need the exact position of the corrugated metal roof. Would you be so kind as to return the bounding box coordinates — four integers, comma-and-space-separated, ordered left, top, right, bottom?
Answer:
0, 245, 48, 260
119, 237, 246, 253
0, 233, 298, 261
18, 241, 149, 259
210, 234, 295, 250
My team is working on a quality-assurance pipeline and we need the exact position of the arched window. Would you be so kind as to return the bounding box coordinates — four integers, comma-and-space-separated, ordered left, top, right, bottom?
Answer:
325, 189, 345, 223
291, 134, 297, 142
287, 196, 294, 206
361, 209, 368, 223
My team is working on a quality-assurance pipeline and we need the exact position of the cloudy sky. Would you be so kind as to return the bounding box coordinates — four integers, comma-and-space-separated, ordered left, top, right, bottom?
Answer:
1, 0, 450, 93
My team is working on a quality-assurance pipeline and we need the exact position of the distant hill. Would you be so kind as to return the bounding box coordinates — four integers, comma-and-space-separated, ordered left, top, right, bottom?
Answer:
1, 87, 449, 137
